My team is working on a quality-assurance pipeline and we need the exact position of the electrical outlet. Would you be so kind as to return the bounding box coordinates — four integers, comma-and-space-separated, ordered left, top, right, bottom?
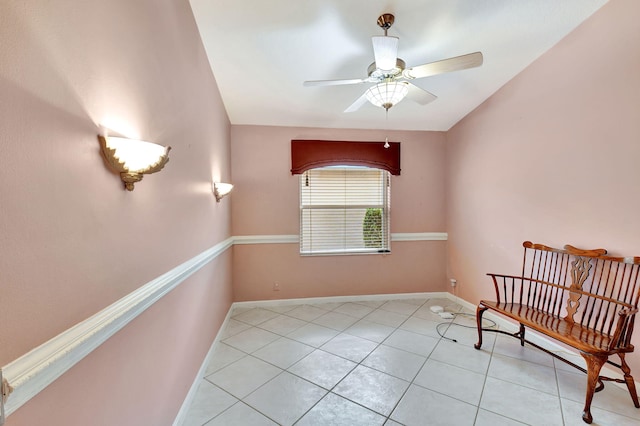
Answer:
273, 282, 280, 291
450, 278, 457, 287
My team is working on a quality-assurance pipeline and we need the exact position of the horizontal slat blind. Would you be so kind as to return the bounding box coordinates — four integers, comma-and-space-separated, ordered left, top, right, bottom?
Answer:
300, 166, 390, 254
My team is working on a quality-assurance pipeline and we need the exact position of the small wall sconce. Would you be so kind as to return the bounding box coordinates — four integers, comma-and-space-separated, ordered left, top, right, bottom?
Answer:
213, 182, 233, 202
98, 136, 171, 191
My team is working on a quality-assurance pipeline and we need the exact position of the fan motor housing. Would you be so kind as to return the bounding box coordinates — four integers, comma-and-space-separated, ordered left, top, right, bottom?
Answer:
367, 58, 406, 81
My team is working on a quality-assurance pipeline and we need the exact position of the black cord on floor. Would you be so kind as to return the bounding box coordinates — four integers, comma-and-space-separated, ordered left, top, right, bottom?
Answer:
436, 312, 497, 343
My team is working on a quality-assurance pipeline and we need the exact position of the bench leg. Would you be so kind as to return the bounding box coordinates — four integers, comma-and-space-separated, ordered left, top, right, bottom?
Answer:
517, 323, 526, 346
580, 353, 607, 424
619, 353, 640, 408
474, 304, 488, 350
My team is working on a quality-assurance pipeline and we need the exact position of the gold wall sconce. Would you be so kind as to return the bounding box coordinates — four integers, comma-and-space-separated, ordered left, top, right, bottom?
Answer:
213, 182, 233, 202
98, 135, 171, 191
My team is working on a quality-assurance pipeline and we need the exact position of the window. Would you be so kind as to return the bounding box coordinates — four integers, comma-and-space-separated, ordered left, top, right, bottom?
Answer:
300, 166, 390, 255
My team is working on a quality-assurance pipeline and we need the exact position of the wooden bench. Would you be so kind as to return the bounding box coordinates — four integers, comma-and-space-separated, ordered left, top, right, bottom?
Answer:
474, 241, 640, 424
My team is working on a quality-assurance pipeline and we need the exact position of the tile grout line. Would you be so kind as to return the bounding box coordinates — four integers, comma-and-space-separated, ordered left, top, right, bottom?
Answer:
245, 309, 386, 423
229, 298, 489, 423
199, 296, 611, 425
218, 302, 385, 424
472, 328, 499, 425
288, 298, 434, 425
231, 299, 430, 424
553, 352, 568, 426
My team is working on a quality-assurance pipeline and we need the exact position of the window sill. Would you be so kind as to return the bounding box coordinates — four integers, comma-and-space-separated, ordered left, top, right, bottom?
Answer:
300, 249, 391, 257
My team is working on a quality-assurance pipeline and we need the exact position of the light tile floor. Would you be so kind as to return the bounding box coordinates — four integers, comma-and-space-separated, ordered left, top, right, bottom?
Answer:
181, 297, 640, 425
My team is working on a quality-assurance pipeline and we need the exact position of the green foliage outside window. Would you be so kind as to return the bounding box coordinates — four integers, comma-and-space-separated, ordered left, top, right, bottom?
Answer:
363, 208, 383, 248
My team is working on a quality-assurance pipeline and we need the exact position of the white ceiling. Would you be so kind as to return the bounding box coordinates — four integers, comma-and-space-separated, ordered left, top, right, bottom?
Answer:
189, 0, 608, 131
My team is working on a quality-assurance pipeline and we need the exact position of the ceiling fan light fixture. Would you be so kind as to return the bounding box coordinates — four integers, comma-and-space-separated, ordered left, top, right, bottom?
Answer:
303, 12, 483, 115
365, 81, 409, 110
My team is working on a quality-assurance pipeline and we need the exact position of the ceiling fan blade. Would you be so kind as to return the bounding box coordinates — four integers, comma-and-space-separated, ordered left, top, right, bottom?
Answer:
403, 52, 483, 80
372, 36, 399, 71
303, 78, 367, 87
406, 83, 437, 105
344, 92, 369, 113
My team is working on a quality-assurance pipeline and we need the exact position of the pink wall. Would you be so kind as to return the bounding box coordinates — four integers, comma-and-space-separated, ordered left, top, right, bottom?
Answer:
6, 0, 636, 422
231, 126, 447, 300
446, 0, 640, 374
1, 0, 233, 424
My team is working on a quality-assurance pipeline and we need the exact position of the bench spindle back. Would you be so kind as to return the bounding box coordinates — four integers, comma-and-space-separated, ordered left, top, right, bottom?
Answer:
519, 241, 640, 347
478, 241, 640, 424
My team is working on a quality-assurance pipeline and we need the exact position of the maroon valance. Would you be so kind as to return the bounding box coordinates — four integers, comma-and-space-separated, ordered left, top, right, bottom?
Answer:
291, 140, 401, 175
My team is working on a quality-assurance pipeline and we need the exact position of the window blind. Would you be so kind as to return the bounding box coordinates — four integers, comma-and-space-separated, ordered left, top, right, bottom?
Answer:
300, 166, 390, 255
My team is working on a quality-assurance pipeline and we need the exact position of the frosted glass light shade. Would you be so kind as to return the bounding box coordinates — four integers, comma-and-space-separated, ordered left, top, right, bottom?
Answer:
372, 36, 399, 71
365, 81, 409, 110
213, 182, 233, 202
103, 137, 168, 172
98, 136, 171, 191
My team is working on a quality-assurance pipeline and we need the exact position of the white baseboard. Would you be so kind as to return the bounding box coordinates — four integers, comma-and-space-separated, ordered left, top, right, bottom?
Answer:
232, 291, 450, 310
0, 233, 447, 419
174, 291, 450, 424
172, 308, 234, 426
174, 290, 640, 424
5, 226, 637, 421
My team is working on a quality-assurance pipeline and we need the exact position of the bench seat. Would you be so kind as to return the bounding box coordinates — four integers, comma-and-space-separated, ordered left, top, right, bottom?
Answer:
474, 242, 640, 424
480, 301, 634, 354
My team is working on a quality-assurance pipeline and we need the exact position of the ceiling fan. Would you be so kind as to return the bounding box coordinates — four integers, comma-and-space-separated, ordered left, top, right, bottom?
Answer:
303, 13, 483, 112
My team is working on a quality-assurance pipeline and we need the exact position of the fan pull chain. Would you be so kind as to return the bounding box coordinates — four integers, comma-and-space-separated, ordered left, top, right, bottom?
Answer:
384, 109, 390, 148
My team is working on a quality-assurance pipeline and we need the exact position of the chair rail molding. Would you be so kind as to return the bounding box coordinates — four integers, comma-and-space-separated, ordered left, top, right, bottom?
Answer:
233, 232, 448, 245
391, 232, 448, 241
233, 235, 299, 244
0, 231, 447, 418
1, 237, 234, 417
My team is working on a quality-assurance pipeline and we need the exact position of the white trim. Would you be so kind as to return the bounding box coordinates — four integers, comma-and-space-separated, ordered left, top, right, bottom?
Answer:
179, 290, 638, 420
0, 233, 445, 418
0, 369, 4, 426
173, 291, 448, 425
2, 237, 234, 417
232, 235, 298, 244
391, 232, 448, 241
232, 233, 448, 245
11, 228, 639, 420
172, 307, 234, 426
232, 292, 450, 310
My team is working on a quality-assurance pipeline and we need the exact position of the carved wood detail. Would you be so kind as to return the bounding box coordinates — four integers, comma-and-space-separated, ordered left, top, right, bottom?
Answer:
477, 241, 640, 424
580, 353, 608, 424
565, 256, 592, 323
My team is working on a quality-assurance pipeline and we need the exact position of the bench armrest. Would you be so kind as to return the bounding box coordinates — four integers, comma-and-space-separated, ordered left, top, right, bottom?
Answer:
620, 307, 639, 316
485, 273, 556, 306
611, 307, 639, 350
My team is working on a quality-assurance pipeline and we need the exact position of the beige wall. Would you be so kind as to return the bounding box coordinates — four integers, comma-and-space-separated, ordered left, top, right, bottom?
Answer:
1, 0, 233, 424
446, 0, 640, 374
231, 125, 448, 300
